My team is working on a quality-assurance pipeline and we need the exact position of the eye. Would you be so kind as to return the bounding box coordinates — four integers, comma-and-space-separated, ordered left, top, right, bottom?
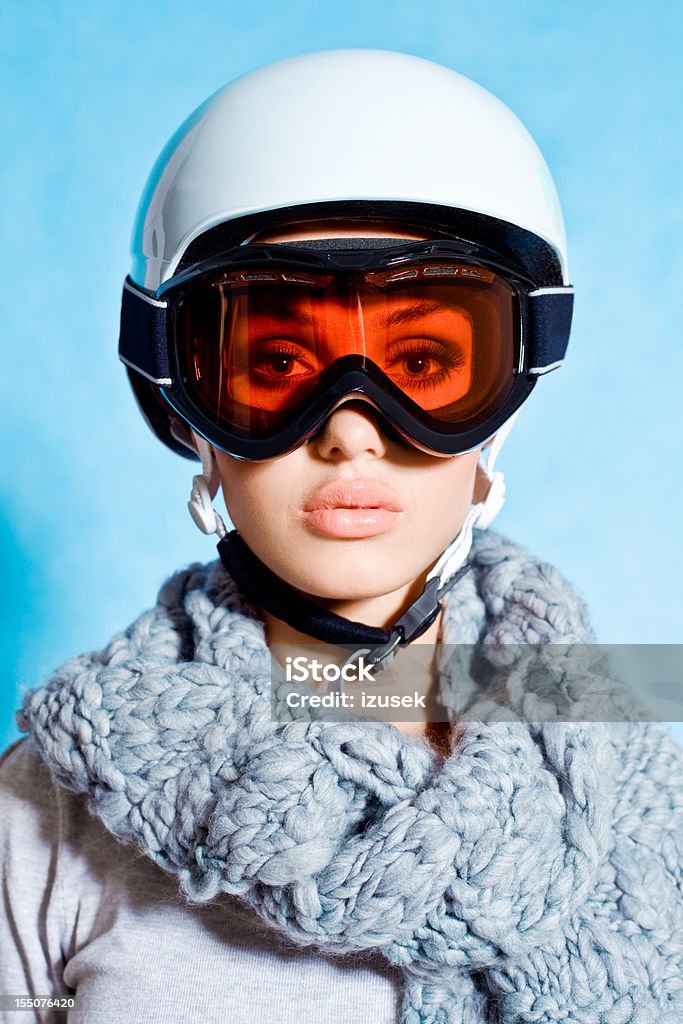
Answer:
261, 352, 301, 376
401, 352, 438, 377
385, 339, 466, 390
251, 342, 318, 385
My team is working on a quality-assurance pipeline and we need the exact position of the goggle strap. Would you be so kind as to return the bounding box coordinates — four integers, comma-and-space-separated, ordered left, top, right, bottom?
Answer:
119, 278, 171, 385
527, 287, 574, 373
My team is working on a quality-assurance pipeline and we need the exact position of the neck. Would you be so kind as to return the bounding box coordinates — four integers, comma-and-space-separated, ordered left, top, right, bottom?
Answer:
262, 605, 453, 757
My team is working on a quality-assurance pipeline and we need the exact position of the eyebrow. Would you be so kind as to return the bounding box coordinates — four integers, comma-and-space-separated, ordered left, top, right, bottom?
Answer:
248, 307, 315, 325
248, 300, 455, 328
366, 301, 455, 330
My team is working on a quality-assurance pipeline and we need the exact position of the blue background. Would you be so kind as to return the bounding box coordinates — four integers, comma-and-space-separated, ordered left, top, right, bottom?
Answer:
2, 1, 682, 749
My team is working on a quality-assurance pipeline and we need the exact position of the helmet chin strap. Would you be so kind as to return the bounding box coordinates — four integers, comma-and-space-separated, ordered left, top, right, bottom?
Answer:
187, 416, 518, 672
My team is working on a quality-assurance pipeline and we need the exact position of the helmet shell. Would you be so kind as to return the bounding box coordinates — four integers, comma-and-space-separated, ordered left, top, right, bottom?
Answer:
131, 49, 569, 291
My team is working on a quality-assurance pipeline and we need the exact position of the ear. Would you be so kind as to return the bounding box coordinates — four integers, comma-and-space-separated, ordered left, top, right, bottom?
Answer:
190, 429, 221, 498
472, 462, 490, 504
472, 437, 496, 504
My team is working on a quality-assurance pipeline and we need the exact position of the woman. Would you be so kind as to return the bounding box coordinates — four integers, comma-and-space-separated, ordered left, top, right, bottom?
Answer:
2, 50, 682, 1024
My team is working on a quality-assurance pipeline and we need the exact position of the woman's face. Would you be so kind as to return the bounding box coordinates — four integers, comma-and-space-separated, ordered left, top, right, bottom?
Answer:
212, 221, 484, 617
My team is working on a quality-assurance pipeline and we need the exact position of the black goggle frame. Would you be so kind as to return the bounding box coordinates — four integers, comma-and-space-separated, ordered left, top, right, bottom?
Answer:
119, 238, 574, 460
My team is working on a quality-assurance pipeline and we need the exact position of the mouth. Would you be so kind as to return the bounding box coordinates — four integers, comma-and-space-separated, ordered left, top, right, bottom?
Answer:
301, 479, 406, 538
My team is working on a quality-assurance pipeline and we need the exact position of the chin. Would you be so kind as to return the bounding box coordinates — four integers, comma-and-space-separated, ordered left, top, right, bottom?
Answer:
293, 561, 427, 604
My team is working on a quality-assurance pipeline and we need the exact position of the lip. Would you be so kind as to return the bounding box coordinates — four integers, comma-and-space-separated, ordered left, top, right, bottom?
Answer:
303, 479, 405, 513
301, 479, 406, 538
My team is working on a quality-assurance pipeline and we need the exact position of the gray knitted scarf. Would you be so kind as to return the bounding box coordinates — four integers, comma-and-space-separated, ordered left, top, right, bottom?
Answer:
17, 530, 683, 1023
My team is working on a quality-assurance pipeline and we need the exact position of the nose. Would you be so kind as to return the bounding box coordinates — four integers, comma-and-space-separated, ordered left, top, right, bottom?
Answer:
310, 400, 389, 461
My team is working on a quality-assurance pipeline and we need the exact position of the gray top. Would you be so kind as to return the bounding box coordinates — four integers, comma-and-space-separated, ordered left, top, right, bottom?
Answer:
0, 739, 401, 1023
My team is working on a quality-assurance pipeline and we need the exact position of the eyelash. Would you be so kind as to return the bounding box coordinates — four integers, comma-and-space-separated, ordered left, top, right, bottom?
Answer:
246, 338, 466, 391
388, 339, 466, 390
250, 342, 316, 389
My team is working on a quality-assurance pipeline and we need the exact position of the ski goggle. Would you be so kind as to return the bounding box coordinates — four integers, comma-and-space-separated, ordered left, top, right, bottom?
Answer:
119, 239, 574, 458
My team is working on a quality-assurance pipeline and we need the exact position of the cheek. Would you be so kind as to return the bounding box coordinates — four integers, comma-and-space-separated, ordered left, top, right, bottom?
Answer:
409, 454, 479, 540
215, 453, 302, 542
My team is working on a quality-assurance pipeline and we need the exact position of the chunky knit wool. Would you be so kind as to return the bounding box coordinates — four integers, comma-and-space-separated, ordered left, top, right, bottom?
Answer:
17, 530, 683, 1023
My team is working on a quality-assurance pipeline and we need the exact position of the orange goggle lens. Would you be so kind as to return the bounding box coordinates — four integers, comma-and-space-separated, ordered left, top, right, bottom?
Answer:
177, 261, 518, 437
